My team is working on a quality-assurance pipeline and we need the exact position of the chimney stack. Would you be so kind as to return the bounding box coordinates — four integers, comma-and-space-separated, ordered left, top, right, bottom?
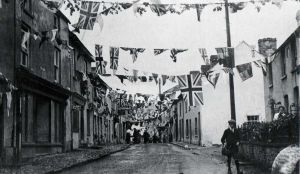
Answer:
258, 38, 277, 57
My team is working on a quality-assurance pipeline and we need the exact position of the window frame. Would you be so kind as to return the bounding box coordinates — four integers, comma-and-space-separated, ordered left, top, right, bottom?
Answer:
194, 117, 198, 136
280, 48, 286, 77
247, 115, 259, 122
21, 25, 30, 67
54, 47, 61, 83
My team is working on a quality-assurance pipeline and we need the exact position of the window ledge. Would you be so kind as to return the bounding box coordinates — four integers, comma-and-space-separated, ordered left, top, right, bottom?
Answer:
281, 75, 287, 80
268, 84, 273, 88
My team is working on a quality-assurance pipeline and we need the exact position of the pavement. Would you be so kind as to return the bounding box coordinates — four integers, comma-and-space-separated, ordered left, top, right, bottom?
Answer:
0, 144, 130, 174
57, 143, 270, 174
170, 141, 270, 174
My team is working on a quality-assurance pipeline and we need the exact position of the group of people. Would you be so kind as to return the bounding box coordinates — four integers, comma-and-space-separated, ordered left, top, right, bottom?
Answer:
125, 127, 162, 144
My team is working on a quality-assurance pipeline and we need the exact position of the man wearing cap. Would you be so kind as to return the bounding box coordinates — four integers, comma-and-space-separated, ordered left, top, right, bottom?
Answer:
221, 119, 242, 174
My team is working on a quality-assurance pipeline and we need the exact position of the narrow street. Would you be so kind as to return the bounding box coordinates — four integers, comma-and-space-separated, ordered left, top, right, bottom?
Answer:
60, 143, 227, 174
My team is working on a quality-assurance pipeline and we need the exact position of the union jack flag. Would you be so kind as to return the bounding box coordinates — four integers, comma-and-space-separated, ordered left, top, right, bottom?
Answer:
110, 47, 119, 70
177, 71, 203, 106
96, 60, 107, 75
76, 1, 100, 30
95, 44, 103, 61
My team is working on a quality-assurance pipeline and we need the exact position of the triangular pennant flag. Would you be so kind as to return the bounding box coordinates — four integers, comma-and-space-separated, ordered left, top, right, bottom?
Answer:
198, 48, 209, 65
40, 0, 64, 13
76, 1, 100, 30
207, 72, 220, 88
170, 49, 188, 62
110, 47, 119, 70
162, 75, 168, 85
121, 47, 145, 63
236, 62, 253, 81
216, 47, 235, 68
149, 0, 168, 16
195, 4, 205, 22
152, 73, 158, 84
223, 68, 234, 75
177, 71, 203, 106
169, 76, 176, 83
95, 45, 103, 61
21, 31, 30, 50
229, 2, 246, 13
51, 29, 58, 42
154, 49, 168, 56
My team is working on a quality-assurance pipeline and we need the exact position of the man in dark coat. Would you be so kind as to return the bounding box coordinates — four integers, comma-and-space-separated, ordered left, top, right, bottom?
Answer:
221, 119, 242, 174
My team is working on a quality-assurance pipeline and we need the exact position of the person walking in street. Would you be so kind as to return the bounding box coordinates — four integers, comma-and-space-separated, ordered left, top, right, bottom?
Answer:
126, 129, 131, 144
221, 119, 242, 174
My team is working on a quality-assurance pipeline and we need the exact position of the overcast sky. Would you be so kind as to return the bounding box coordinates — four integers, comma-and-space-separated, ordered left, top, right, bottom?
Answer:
62, 0, 300, 94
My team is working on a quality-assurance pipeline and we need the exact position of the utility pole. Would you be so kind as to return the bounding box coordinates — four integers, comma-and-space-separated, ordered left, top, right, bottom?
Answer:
224, 0, 236, 121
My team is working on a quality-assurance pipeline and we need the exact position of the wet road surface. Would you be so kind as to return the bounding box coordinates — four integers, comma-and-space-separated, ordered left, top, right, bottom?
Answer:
60, 143, 228, 174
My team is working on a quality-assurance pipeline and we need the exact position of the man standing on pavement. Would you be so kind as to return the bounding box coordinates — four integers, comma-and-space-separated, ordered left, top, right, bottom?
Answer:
221, 119, 242, 174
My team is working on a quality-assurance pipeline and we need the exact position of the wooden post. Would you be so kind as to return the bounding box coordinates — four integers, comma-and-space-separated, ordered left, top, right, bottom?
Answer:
224, 0, 236, 121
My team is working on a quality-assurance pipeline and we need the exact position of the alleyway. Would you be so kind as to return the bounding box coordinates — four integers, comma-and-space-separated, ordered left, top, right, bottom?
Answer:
59, 144, 267, 174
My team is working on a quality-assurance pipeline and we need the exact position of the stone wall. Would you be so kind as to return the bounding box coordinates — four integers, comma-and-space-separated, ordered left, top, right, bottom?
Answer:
238, 142, 288, 169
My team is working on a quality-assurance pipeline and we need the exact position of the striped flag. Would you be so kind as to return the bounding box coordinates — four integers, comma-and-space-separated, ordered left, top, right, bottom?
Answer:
177, 71, 203, 106
110, 47, 119, 70
76, 1, 100, 30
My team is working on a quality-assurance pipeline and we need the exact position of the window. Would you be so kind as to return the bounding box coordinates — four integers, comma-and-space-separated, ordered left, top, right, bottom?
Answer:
291, 38, 297, 69
54, 15, 60, 29
268, 63, 273, 86
294, 87, 299, 114
53, 101, 62, 143
195, 118, 198, 136
247, 115, 259, 122
284, 95, 289, 113
185, 101, 187, 113
186, 120, 188, 137
179, 103, 181, 117
23, 0, 32, 12
54, 48, 61, 82
21, 26, 30, 67
281, 48, 286, 76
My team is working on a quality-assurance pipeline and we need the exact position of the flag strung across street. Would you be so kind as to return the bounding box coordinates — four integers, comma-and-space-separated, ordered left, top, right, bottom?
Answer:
76, 1, 100, 30
40, 0, 64, 13
95, 44, 103, 61
110, 47, 119, 70
121, 47, 145, 63
215, 47, 235, 68
170, 49, 188, 62
154, 49, 168, 56
236, 62, 253, 81
177, 71, 203, 106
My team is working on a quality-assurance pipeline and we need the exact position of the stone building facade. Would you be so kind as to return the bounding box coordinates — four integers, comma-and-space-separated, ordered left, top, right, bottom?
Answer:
0, 0, 73, 163
260, 28, 300, 120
